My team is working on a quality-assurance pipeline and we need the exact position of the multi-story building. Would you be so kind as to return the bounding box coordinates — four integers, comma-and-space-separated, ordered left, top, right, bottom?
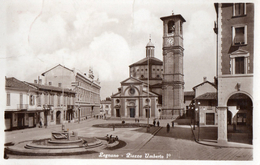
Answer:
214, 3, 254, 144
28, 80, 76, 126
41, 64, 101, 122
5, 77, 75, 130
5, 77, 40, 130
100, 97, 112, 116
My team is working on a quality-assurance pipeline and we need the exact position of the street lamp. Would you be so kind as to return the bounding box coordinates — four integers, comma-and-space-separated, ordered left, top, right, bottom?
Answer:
198, 101, 200, 141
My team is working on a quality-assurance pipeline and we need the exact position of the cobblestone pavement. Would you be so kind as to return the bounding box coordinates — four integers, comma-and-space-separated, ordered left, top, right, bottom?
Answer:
4, 119, 253, 161
133, 127, 253, 160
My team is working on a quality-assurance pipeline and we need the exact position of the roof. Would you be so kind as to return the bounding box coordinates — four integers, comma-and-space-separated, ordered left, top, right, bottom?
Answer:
120, 76, 147, 85
146, 39, 155, 47
195, 92, 217, 100
5, 77, 38, 92
41, 64, 73, 76
27, 83, 76, 94
41, 64, 101, 88
184, 91, 195, 96
129, 57, 163, 67
160, 14, 186, 22
192, 81, 216, 90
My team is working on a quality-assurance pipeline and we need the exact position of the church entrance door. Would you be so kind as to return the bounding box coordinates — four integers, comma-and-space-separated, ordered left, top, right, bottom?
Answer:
130, 108, 135, 118
116, 109, 120, 117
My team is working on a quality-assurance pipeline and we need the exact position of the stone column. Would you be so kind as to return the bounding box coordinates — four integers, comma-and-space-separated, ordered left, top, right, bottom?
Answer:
217, 106, 227, 144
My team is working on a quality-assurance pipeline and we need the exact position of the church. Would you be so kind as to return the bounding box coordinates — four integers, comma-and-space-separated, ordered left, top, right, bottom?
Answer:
111, 13, 186, 119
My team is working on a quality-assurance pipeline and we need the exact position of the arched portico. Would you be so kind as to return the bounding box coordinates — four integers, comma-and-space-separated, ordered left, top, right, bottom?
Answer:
218, 92, 253, 144
227, 93, 253, 144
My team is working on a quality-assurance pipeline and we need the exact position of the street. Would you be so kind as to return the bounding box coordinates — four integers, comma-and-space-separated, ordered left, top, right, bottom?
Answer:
4, 118, 253, 160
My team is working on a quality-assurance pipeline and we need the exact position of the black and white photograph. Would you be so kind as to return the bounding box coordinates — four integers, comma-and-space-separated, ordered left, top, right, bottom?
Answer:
1, 0, 259, 164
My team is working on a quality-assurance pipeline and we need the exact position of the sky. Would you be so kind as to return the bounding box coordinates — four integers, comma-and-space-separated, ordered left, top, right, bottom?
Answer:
3, 0, 218, 100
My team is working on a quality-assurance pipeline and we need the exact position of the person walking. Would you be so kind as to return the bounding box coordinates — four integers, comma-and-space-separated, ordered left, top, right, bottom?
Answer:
172, 121, 174, 128
157, 120, 160, 127
167, 123, 170, 133
153, 120, 156, 127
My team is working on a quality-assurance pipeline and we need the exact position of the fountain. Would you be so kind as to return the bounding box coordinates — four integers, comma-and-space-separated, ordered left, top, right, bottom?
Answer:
5, 125, 104, 156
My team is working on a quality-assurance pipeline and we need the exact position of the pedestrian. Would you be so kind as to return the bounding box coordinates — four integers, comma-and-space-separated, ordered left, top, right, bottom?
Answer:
113, 124, 115, 131
172, 121, 174, 128
106, 134, 109, 141
153, 120, 156, 127
39, 117, 43, 128
157, 120, 160, 127
39, 120, 42, 128
167, 123, 170, 133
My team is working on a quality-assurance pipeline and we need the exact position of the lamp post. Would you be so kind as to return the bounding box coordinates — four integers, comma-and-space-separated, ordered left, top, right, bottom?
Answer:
192, 102, 195, 130
198, 101, 200, 141
78, 106, 80, 124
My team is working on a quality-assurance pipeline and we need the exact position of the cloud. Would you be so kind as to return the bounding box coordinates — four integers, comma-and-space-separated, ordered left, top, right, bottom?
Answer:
88, 32, 131, 81
131, 9, 161, 35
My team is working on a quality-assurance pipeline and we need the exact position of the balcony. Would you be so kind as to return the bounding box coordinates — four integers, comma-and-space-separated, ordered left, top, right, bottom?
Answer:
43, 104, 52, 110
67, 105, 74, 109
17, 104, 28, 110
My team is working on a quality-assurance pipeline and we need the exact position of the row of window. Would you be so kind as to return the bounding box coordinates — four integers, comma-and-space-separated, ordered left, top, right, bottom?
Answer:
133, 68, 163, 72
6, 93, 75, 107
230, 3, 249, 75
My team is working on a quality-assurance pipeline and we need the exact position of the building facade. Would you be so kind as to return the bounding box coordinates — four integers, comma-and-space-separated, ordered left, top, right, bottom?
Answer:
5, 77, 76, 131
28, 81, 76, 126
161, 14, 186, 118
41, 64, 101, 122
111, 77, 160, 119
100, 97, 112, 116
5, 77, 40, 130
193, 78, 218, 126
214, 3, 254, 144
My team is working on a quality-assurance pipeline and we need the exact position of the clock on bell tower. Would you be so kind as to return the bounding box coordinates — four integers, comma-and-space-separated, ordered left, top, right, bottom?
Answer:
160, 13, 186, 119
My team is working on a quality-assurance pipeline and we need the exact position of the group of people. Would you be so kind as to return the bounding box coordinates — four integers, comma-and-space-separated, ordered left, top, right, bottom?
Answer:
106, 134, 118, 144
153, 120, 160, 127
94, 114, 106, 120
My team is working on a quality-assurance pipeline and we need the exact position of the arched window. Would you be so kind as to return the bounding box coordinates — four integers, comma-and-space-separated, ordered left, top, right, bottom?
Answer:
168, 21, 175, 34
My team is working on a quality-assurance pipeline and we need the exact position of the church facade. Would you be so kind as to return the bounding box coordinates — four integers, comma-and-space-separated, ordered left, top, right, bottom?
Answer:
111, 13, 186, 119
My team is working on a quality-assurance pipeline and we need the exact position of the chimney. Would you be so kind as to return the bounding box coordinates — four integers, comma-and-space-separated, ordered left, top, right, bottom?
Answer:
34, 80, 37, 84
39, 79, 42, 84
203, 77, 207, 82
49, 82, 52, 86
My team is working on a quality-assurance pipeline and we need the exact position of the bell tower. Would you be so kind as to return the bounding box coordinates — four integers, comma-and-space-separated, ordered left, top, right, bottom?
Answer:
160, 13, 186, 118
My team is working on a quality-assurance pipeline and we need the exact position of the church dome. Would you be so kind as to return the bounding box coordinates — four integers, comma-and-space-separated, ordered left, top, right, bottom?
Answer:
146, 39, 155, 47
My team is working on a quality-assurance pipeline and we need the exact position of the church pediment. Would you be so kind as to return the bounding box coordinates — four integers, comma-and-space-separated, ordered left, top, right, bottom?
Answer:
121, 77, 145, 85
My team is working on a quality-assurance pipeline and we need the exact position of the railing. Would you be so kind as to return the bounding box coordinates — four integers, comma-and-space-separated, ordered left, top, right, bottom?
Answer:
43, 104, 52, 110
67, 105, 74, 109
17, 104, 28, 110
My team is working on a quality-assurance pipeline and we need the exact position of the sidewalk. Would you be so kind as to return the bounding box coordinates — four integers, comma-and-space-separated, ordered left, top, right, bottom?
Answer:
161, 117, 253, 149
190, 125, 253, 149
